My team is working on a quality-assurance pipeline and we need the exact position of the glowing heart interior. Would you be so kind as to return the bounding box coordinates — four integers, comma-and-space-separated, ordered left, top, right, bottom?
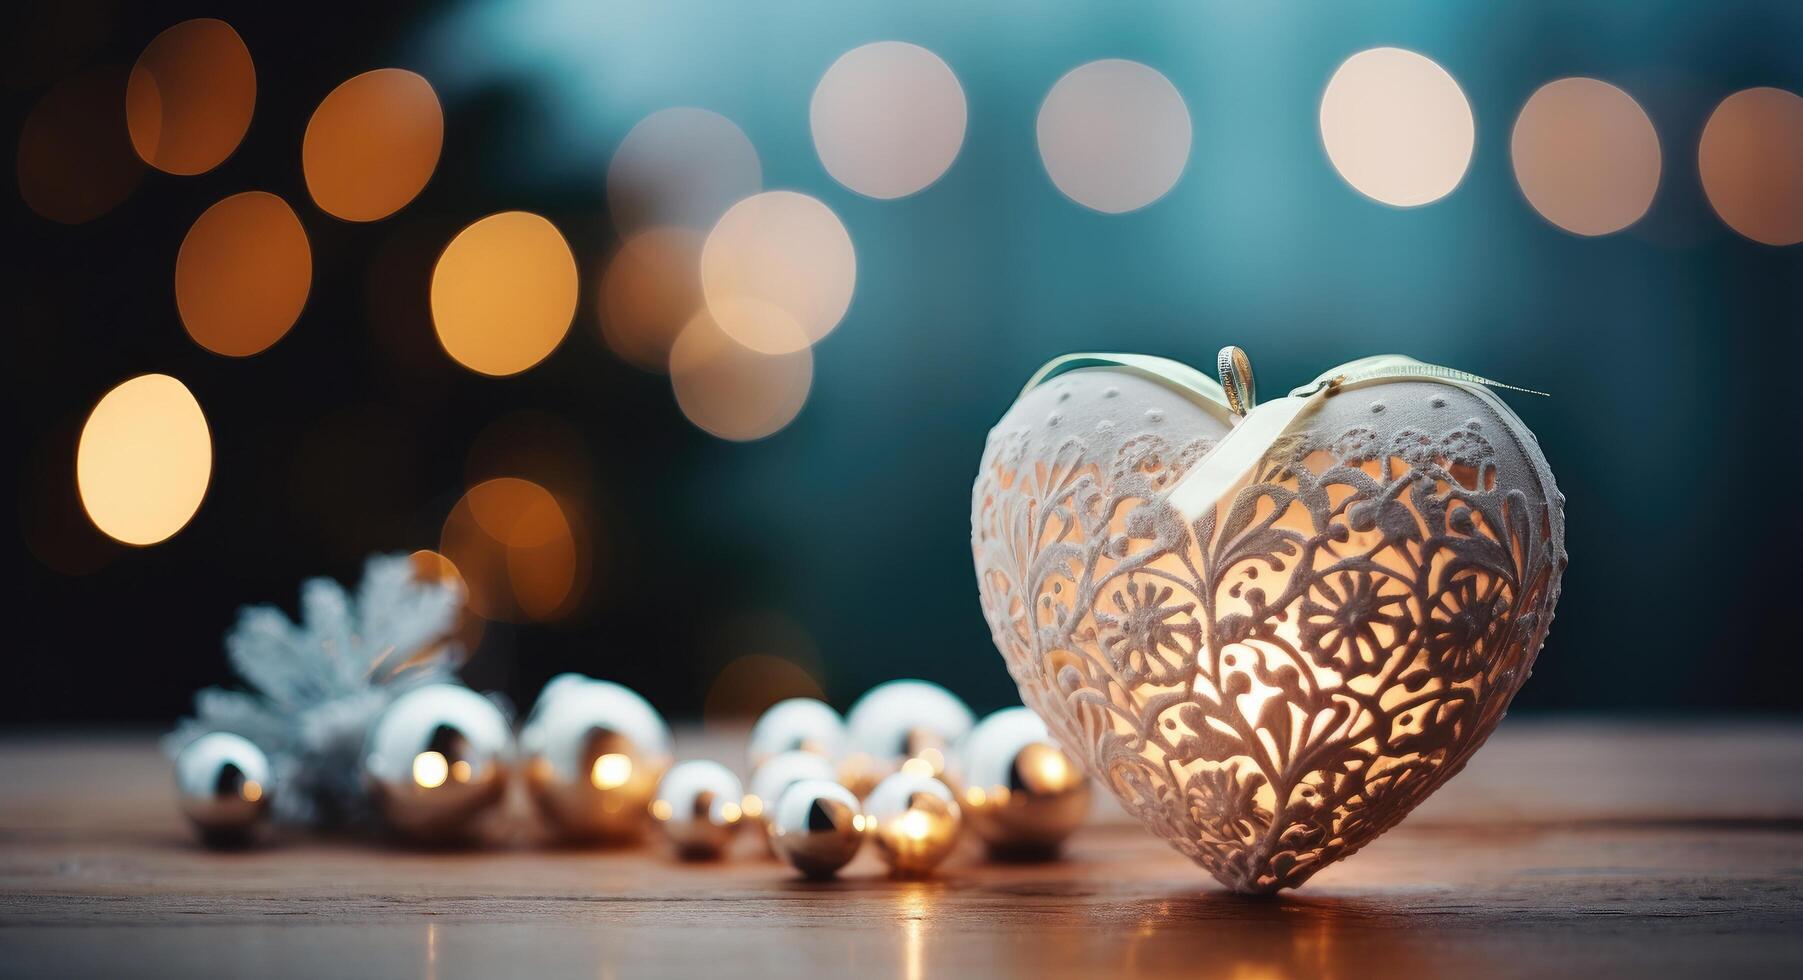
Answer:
972, 366, 1565, 893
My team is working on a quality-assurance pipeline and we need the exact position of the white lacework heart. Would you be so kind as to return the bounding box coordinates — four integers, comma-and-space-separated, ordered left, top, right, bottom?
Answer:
972, 367, 1565, 893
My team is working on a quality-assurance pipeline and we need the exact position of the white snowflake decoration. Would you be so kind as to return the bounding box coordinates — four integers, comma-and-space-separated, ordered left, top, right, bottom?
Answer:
164, 554, 467, 825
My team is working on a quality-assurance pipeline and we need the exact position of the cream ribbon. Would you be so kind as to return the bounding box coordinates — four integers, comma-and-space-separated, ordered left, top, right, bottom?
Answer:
1022, 353, 1235, 422
1025, 350, 1546, 522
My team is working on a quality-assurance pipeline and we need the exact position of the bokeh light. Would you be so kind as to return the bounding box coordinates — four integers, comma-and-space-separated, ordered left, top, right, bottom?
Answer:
440, 477, 579, 623
125, 18, 255, 176
175, 191, 311, 357
410, 548, 485, 654
811, 41, 967, 199
607, 107, 762, 235
701, 610, 826, 729
702, 654, 827, 730
431, 211, 577, 376
600, 226, 705, 373
669, 312, 813, 441
1699, 87, 1803, 246
1320, 47, 1474, 207
409, 548, 466, 595
462, 412, 598, 623
699, 190, 855, 354
412, 749, 449, 788
303, 68, 444, 222
1036, 59, 1191, 214
76, 374, 211, 546
17, 66, 144, 224
1511, 78, 1661, 236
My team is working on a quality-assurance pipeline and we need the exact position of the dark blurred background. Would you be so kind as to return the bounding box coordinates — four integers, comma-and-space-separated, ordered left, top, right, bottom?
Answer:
7, 0, 1801, 728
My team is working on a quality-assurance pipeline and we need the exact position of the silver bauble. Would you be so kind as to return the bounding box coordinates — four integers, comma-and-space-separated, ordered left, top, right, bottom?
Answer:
362, 684, 512, 841
864, 771, 962, 876
520, 675, 672, 842
652, 760, 745, 859
956, 707, 1090, 858
746, 697, 846, 770
768, 779, 866, 879
842, 680, 974, 793
175, 732, 272, 847
745, 750, 837, 851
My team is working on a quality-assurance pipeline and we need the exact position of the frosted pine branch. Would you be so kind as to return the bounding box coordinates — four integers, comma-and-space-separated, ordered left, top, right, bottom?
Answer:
165, 554, 467, 826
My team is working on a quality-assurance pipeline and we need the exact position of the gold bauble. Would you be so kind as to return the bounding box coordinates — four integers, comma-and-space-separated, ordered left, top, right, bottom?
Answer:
956, 707, 1090, 858
864, 771, 961, 877
362, 684, 512, 841
843, 680, 973, 788
520, 675, 671, 842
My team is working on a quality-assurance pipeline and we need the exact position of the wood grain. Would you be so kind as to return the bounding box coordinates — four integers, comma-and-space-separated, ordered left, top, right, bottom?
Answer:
1, 720, 1800, 978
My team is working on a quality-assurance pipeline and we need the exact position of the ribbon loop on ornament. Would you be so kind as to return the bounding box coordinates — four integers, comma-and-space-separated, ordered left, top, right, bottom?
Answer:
1022, 349, 1546, 524
1217, 346, 1257, 417
1022, 352, 1235, 423
1169, 353, 1547, 521
1289, 354, 1550, 399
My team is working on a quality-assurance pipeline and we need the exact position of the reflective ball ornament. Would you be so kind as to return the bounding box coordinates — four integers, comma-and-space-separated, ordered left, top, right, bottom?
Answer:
842, 680, 974, 793
652, 760, 745, 859
768, 779, 866, 879
957, 707, 1090, 858
520, 675, 672, 842
362, 684, 513, 841
864, 771, 962, 876
175, 732, 272, 847
746, 750, 838, 851
747, 697, 846, 769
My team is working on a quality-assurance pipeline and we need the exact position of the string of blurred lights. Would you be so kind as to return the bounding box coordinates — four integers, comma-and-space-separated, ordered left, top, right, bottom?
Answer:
26, 19, 1803, 610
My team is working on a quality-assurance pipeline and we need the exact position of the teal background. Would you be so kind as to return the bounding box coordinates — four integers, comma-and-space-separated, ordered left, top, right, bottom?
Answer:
416, 0, 1801, 710
8, 0, 1801, 722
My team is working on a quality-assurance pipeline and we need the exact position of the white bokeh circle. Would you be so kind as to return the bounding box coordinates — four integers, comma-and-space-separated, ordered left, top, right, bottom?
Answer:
811, 41, 967, 199
700, 191, 856, 355
1036, 59, 1192, 214
607, 108, 762, 234
1511, 78, 1661, 236
1319, 47, 1475, 207
669, 312, 813, 442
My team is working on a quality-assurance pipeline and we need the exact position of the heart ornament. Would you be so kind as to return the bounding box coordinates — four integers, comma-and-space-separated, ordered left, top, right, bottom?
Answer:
971, 349, 1565, 893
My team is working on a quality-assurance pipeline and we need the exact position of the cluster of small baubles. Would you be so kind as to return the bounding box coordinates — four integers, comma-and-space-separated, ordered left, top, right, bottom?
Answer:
520, 674, 673, 843
177, 675, 676, 848
651, 760, 746, 859
171, 672, 1089, 869
174, 732, 273, 847
745, 680, 979, 877
361, 683, 514, 842
840, 680, 974, 794
952, 707, 1090, 859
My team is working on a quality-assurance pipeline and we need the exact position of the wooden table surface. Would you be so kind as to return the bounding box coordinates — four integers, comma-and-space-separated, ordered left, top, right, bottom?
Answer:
1, 719, 1800, 979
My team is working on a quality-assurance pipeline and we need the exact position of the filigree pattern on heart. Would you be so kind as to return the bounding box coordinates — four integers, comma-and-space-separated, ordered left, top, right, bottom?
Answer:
972, 378, 1565, 893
